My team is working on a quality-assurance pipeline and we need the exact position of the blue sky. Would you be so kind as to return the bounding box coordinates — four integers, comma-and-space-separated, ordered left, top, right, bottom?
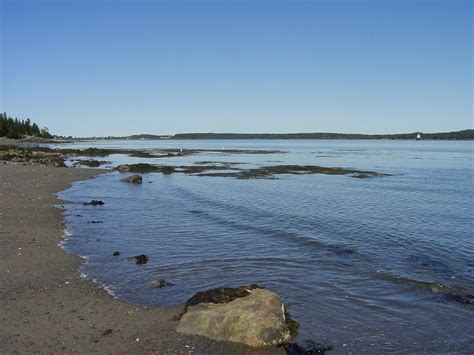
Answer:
1, 0, 472, 136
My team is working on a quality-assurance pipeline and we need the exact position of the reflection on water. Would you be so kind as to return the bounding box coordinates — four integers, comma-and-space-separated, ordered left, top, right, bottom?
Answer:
58, 140, 474, 352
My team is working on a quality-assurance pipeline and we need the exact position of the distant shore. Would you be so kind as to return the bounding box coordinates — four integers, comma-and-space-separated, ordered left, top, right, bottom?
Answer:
3, 128, 471, 142
0, 160, 282, 354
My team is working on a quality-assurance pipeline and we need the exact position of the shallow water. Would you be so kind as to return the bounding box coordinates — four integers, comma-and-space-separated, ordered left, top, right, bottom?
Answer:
57, 139, 474, 352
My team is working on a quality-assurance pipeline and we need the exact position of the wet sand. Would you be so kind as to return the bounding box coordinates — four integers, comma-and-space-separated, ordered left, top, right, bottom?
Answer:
0, 161, 282, 354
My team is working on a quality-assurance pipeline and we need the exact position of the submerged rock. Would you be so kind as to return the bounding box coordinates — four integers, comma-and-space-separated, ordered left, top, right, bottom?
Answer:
176, 285, 297, 347
82, 200, 104, 206
127, 254, 149, 265
149, 278, 174, 288
120, 175, 143, 184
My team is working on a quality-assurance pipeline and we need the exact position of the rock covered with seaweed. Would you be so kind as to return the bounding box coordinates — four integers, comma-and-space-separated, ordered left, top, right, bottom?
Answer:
175, 285, 298, 347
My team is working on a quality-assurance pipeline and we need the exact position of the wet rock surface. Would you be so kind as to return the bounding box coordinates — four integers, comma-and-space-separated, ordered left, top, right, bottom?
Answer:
120, 175, 143, 184
113, 162, 390, 180
0, 145, 281, 165
178, 284, 263, 318
114, 163, 231, 175
198, 165, 392, 179
116, 164, 130, 172
161, 165, 175, 174
149, 278, 174, 288
71, 159, 110, 167
281, 341, 333, 354
0, 147, 65, 167
127, 254, 149, 265
82, 200, 105, 206
176, 285, 297, 347
114, 163, 162, 173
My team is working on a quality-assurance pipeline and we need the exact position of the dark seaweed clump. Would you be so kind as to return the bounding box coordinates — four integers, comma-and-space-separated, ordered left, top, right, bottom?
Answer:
72, 159, 110, 167
174, 284, 263, 320
281, 341, 334, 354
285, 308, 299, 338
114, 163, 233, 174
113, 163, 391, 180
82, 200, 104, 206
0, 146, 66, 167
127, 254, 149, 265
199, 165, 391, 179
162, 165, 175, 174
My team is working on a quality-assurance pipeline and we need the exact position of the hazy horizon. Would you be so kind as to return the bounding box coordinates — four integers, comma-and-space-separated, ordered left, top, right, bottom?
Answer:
1, 0, 472, 136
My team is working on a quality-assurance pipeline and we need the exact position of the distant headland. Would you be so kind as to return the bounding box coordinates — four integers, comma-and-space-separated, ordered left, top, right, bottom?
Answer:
77, 129, 473, 141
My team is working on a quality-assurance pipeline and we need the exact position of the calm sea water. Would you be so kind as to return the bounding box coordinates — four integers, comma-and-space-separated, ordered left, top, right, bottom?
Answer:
57, 140, 474, 352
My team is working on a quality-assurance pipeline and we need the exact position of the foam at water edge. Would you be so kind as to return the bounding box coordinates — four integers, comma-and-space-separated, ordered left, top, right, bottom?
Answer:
88, 276, 118, 298
59, 226, 117, 298
58, 227, 73, 248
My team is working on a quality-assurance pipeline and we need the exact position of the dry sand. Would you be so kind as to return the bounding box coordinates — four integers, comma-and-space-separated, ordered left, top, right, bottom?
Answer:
0, 161, 282, 354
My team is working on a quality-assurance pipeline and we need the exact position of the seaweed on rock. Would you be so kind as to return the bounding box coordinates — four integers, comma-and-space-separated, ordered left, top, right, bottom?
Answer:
175, 284, 263, 320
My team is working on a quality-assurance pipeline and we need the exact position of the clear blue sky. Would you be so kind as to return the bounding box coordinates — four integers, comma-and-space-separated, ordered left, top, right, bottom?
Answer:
1, 0, 472, 136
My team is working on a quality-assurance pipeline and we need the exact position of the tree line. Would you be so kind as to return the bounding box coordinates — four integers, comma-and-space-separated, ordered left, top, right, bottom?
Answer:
172, 130, 474, 140
0, 113, 52, 139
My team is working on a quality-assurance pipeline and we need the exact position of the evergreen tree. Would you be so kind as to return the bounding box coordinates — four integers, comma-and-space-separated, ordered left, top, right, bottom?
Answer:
0, 113, 54, 139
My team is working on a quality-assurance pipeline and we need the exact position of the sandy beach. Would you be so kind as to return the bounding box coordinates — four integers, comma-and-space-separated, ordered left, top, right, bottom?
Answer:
0, 161, 282, 354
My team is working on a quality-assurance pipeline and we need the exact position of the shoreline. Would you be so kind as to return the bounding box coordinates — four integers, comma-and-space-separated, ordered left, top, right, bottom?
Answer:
0, 161, 282, 354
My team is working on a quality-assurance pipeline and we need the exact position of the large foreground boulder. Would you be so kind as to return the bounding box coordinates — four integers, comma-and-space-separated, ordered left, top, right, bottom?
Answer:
176, 285, 297, 347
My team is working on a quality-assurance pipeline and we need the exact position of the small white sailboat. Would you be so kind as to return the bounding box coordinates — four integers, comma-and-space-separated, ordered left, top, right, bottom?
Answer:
416, 133, 422, 140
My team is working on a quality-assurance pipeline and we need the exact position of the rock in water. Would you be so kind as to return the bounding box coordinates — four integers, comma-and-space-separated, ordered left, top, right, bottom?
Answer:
149, 278, 174, 288
162, 166, 175, 175
82, 200, 104, 206
176, 286, 297, 347
120, 175, 143, 184
127, 254, 148, 264
116, 164, 130, 172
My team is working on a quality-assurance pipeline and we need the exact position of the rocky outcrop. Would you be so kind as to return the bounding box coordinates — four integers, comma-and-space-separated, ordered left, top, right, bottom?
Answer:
120, 175, 143, 184
176, 285, 297, 347
0, 147, 65, 167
